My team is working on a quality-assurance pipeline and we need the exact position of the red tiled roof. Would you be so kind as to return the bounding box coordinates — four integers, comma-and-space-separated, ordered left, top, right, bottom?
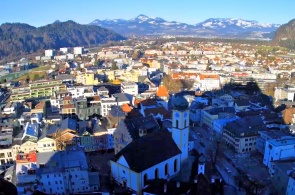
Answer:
63, 96, 72, 101
34, 102, 45, 109
121, 104, 132, 113
63, 104, 75, 109
156, 85, 169, 98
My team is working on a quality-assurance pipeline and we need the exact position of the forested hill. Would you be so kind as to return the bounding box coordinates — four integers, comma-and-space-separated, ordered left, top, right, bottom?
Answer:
0, 20, 126, 59
273, 19, 295, 49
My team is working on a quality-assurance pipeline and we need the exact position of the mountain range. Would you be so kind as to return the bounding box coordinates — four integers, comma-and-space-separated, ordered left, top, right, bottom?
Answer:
90, 14, 280, 39
0, 20, 125, 59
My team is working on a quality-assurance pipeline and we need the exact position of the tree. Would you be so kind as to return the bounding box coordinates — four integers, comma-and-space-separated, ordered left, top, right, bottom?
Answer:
26, 75, 30, 84
181, 79, 194, 90
132, 50, 141, 60
33, 74, 40, 81
111, 61, 118, 70
162, 75, 183, 93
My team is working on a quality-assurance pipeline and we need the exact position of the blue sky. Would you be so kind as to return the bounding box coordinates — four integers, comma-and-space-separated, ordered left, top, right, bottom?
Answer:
1, 0, 294, 27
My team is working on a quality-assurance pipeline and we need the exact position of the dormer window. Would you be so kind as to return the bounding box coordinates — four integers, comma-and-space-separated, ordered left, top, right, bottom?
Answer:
139, 129, 147, 137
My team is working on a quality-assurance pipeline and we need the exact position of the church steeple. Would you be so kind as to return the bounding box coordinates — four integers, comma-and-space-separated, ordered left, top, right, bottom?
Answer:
172, 96, 189, 161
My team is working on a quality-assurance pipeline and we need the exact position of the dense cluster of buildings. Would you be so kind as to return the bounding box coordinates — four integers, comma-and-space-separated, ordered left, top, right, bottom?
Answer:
1, 40, 295, 194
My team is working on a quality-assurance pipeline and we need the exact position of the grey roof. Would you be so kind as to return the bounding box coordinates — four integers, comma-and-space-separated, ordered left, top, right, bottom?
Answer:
109, 106, 125, 118
56, 74, 75, 81
234, 99, 250, 106
113, 130, 181, 172
60, 118, 77, 131
224, 115, 266, 137
47, 125, 58, 135
113, 93, 130, 103
36, 150, 88, 174
12, 139, 22, 146
123, 115, 160, 139
205, 107, 235, 115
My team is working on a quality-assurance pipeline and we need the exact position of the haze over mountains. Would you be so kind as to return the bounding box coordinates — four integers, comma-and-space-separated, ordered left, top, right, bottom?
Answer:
90, 14, 280, 39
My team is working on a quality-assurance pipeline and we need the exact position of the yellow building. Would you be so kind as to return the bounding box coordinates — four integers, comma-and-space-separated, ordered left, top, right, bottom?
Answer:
151, 60, 161, 69
12, 140, 38, 160
37, 137, 57, 152
10, 80, 67, 101
76, 73, 99, 85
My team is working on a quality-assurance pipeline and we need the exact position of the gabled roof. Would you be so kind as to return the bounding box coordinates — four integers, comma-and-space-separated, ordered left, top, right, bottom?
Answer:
144, 107, 171, 119
113, 130, 181, 172
60, 118, 77, 131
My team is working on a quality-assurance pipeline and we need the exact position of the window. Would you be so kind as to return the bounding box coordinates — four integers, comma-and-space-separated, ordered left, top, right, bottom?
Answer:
184, 120, 187, 127
174, 159, 178, 172
48, 181, 51, 185
144, 174, 148, 186
165, 163, 169, 175
155, 168, 159, 179
60, 180, 62, 184
55, 181, 58, 184
176, 120, 179, 128
245, 139, 248, 141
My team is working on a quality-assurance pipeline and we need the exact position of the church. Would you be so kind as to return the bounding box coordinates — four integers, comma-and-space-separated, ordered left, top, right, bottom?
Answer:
110, 96, 191, 193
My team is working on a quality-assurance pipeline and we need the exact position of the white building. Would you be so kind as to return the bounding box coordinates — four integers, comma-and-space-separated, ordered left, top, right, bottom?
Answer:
121, 82, 138, 96
263, 136, 295, 168
287, 172, 295, 195
110, 130, 181, 193
2, 102, 18, 115
110, 97, 190, 193
196, 74, 220, 91
37, 150, 99, 194
60, 47, 69, 54
45, 49, 56, 57
100, 94, 130, 117
74, 47, 84, 55
0, 148, 13, 169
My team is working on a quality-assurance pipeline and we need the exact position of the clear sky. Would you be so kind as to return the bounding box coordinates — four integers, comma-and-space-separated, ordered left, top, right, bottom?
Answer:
1, 0, 294, 27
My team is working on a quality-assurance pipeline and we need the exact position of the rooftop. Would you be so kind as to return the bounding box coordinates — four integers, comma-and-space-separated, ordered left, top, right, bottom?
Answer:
112, 130, 181, 172
268, 136, 295, 147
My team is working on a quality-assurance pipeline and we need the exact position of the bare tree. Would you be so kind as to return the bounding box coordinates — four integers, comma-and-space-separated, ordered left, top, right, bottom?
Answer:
162, 75, 183, 93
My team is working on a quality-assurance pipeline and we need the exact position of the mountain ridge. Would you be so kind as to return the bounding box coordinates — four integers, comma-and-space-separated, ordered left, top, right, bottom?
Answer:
90, 14, 280, 39
0, 20, 126, 59
273, 19, 295, 49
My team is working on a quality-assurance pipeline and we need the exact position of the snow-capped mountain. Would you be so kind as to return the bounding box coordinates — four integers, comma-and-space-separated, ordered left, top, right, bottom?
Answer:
90, 15, 280, 39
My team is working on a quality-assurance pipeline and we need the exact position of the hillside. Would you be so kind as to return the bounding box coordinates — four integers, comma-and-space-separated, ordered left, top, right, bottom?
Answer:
0, 20, 125, 59
273, 19, 295, 49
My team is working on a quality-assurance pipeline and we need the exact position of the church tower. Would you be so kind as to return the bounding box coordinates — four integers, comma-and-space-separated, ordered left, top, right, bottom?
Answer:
156, 82, 169, 110
198, 154, 206, 175
172, 96, 189, 162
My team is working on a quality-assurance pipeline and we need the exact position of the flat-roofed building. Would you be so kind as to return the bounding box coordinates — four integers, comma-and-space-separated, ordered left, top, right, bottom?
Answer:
263, 136, 295, 168
223, 115, 266, 153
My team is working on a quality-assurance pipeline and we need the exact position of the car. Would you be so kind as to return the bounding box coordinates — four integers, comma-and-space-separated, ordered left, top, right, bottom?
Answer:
225, 167, 231, 173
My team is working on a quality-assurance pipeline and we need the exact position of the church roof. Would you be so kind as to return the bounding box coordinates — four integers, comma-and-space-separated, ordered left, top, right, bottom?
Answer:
113, 130, 181, 172
124, 115, 160, 139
